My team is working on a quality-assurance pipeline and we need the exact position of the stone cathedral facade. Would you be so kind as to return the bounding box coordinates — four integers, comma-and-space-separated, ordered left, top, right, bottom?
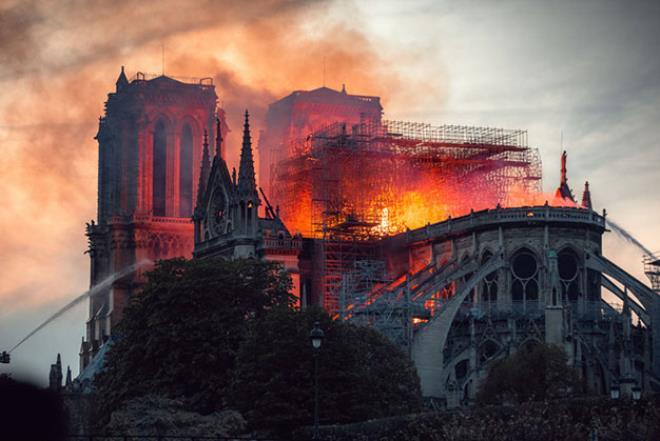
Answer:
81, 69, 227, 370
192, 111, 302, 293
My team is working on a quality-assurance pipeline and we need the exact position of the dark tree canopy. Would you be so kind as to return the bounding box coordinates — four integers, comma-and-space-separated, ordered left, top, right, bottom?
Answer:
476, 342, 583, 405
94, 258, 293, 423
228, 306, 422, 434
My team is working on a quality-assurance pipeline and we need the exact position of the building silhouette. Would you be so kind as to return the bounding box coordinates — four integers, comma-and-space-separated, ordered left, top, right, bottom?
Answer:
81, 69, 226, 370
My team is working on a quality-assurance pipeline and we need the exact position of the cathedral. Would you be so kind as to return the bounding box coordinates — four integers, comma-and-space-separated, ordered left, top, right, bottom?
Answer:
71, 68, 659, 406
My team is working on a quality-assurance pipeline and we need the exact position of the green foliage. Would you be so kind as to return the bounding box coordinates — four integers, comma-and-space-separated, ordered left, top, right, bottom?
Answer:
292, 396, 660, 441
104, 395, 246, 437
476, 342, 583, 405
228, 306, 422, 434
93, 258, 293, 424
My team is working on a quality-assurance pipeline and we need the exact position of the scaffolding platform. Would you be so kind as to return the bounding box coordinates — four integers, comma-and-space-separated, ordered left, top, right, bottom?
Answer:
271, 119, 543, 314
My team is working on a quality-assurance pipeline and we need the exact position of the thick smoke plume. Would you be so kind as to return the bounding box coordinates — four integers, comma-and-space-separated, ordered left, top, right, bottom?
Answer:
0, 0, 444, 312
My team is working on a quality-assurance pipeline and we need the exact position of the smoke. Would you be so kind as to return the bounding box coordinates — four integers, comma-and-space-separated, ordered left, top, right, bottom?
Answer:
606, 218, 656, 259
8, 260, 150, 353
0, 0, 316, 80
0, 0, 444, 313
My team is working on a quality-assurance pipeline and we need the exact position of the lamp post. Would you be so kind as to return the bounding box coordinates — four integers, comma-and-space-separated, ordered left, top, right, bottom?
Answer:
309, 321, 324, 440
610, 383, 620, 400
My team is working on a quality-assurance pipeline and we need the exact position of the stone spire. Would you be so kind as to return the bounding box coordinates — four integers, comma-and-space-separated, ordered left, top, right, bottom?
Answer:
581, 181, 592, 210
115, 66, 128, 92
65, 366, 72, 388
49, 353, 63, 390
215, 116, 223, 159
237, 110, 258, 197
195, 129, 211, 211
554, 150, 575, 202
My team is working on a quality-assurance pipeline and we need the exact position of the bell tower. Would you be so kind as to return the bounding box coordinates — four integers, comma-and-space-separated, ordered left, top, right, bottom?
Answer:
81, 68, 225, 371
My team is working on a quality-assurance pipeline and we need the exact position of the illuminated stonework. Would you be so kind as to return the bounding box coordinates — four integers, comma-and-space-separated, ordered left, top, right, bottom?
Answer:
342, 206, 660, 405
81, 69, 221, 371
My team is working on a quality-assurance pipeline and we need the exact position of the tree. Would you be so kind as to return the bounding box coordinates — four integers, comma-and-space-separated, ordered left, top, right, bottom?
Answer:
93, 258, 293, 425
228, 306, 422, 434
476, 342, 583, 405
104, 395, 246, 437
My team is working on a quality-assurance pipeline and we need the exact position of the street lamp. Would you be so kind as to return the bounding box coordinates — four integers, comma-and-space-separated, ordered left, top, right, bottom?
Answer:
309, 321, 324, 440
610, 384, 620, 400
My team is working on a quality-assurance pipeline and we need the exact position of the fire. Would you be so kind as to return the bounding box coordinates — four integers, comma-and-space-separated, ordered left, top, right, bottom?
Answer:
271, 120, 583, 239
277, 170, 574, 238
375, 189, 452, 234
378, 207, 390, 233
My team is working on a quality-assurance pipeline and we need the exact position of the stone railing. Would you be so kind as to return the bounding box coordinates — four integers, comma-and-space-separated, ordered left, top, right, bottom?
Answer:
397, 205, 606, 244
131, 71, 215, 86
132, 214, 193, 225
263, 237, 303, 251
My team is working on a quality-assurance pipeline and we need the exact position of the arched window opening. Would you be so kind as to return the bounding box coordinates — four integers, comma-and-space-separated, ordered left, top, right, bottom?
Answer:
240, 201, 246, 224
152, 120, 167, 216
513, 252, 537, 279
481, 251, 498, 303
179, 124, 194, 217
558, 249, 581, 303
455, 359, 469, 380
480, 340, 499, 363
247, 200, 254, 224
511, 249, 540, 312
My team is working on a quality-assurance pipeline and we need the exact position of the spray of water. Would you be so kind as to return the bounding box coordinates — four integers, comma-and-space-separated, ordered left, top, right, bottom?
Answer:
8, 259, 151, 353
606, 218, 655, 259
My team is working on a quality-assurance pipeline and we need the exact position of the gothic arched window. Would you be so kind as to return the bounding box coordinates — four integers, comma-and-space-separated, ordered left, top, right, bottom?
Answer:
479, 339, 499, 363
153, 120, 167, 216
179, 124, 194, 217
558, 248, 581, 303
481, 250, 499, 303
511, 248, 540, 310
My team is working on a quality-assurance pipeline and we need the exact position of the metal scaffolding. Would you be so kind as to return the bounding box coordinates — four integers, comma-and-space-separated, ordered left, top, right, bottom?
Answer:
271, 119, 543, 314
273, 120, 542, 238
